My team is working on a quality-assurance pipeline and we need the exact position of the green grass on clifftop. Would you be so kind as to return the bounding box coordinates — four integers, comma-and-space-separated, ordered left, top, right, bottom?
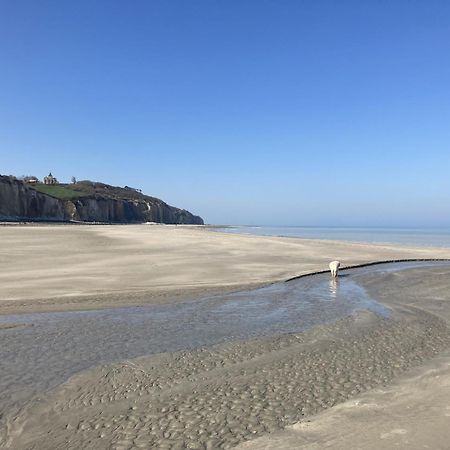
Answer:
29, 184, 87, 200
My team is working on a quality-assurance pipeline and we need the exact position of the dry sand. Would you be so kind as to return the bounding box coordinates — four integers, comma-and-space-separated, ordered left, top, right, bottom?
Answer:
2, 225, 450, 449
1, 224, 450, 314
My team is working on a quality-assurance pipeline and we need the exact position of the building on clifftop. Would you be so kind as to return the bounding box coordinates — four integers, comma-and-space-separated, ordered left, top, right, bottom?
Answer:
43, 172, 58, 185
23, 175, 39, 184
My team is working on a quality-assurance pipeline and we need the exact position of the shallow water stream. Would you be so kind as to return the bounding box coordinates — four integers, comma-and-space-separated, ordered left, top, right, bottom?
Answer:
1, 261, 449, 418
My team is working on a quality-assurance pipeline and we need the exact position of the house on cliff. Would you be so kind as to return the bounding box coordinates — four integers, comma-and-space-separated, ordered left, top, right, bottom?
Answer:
43, 173, 58, 185
23, 176, 39, 184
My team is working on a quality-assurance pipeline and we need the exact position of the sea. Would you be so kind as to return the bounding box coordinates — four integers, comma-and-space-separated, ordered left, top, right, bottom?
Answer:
215, 226, 450, 248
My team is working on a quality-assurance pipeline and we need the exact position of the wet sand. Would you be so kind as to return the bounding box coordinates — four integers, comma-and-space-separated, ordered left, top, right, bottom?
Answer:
2, 225, 450, 449
236, 266, 450, 450
3, 301, 449, 449
0, 263, 395, 430
2, 264, 450, 448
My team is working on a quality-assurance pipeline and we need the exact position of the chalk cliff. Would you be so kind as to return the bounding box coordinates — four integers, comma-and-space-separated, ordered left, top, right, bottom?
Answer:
0, 176, 204, 224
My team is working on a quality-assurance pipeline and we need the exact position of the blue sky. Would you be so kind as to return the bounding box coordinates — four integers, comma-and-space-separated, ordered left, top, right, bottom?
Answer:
1, 0, 449, 226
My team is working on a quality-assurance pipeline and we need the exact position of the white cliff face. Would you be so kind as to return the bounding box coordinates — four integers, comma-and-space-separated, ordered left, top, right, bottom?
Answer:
0, 176, 204, 224
66, 197, 203, 224
0, 176, 66, 221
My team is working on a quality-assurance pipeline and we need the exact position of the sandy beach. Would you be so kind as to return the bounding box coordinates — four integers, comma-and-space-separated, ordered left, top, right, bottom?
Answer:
2, 225, 450, 449
1, 224, 450, 314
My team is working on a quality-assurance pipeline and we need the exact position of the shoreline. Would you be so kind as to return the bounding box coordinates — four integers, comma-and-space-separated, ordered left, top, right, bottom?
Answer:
0, 283, 268, 317
211, 225, 450, 250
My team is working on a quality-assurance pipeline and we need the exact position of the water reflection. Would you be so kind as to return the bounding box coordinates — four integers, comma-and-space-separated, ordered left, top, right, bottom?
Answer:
328, 277, 339, 300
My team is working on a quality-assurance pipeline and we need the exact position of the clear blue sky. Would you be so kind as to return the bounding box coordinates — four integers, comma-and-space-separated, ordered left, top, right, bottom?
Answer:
1, 0, 449, 226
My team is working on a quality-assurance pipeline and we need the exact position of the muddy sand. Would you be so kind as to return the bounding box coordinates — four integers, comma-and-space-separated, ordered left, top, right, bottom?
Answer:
2, 225, 450, 449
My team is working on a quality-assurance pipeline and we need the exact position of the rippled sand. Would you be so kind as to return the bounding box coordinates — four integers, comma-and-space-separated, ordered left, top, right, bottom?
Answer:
0, 263, 394, 429
2, 265, 450, 448
237, 266, 450, 450
4, 306, 449, 449
2, 225, 450, 449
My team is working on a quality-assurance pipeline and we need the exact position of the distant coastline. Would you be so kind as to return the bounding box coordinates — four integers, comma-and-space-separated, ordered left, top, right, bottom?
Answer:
214, 225, 450, 248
